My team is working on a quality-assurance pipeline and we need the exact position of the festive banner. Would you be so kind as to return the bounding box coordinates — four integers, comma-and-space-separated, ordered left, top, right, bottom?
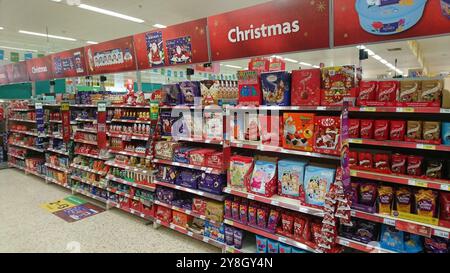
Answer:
208, 0, 330, 61
26, 56, 54, 81
0, 50, 4, 60
52, 48, 87, 78
24, 52, 33, 60
0, 64, 8, 85
84, 36, 137, 75
61, 102, 71, 143
97, 102, 107, 150
5, 61, 29, 83
334, 0, 450, 46
134, 18, 209, 70
10, 52, 19, 62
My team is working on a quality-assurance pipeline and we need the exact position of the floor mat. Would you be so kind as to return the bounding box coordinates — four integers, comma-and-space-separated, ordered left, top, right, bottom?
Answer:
41, 196, 105, 223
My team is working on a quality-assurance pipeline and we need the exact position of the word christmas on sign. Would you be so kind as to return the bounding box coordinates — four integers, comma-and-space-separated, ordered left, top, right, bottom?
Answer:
31, 66, 48, 74
228, 20, 300, 43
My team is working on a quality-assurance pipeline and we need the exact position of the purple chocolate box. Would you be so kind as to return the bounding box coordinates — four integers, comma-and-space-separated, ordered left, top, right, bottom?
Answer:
198, 173, 226, 195
175, 170, 201, 189
179, 81, 201, 106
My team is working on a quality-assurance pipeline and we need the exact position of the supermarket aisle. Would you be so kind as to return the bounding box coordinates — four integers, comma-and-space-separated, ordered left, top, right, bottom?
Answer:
0, 169, 220, 253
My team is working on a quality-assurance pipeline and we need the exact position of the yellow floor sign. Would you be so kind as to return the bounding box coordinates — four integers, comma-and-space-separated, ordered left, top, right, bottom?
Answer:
41, 199, 78, 213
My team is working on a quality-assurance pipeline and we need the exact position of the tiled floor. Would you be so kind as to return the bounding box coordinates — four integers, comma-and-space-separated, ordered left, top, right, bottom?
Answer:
0, 169, 220, 253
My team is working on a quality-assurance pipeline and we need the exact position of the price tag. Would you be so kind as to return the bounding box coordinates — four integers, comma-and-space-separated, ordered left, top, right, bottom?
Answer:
440, 108, 450, 114
440, 184, 449, 191
317, 106, 326, 111
383, 218, 396, 226
187, 231, 194, 237
409, 179, 428, 188
350, 170, 357, 176
175, 186, 181, 190
351, 211, 356, 217
350, 139, 363, 144
203, 237, 209, 243
170, 224, 175, 229
247, 194, 255, 200
397, 107, 414, 113
339, 239, 350, 247
271, 201, 280, 206
361, 107, 376, 112
433, 230, 449, 239
278, 237, 287, 243
417, 144, 436, 150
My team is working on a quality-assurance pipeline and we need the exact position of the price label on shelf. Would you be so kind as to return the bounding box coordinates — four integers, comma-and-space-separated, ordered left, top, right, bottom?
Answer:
339, 239, 350, 247
361, 107, 376, 112
350, 139, 363, 144
396, 107, 414, 113
440, 108, 450, 114
203, 237, 210, 243
247, 194, 255, 200
416, 144, 436, 150
383, 218, 396, 226
440, 184, 449, 191
278, 237, 287, 243
271, 201, 280, 206
433, 230, 449, 239
187, 231, 194, 237
350, 170, 357, 177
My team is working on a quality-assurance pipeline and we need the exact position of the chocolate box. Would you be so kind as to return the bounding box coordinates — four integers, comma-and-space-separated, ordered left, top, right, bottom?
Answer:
259, 114, 283, 147
419, 80, 443, 103
199, 173, 226, 195
204, 221, 225, 243
189, 149, 216, 166
357, 81, 377, 105
179, 81, 201, 106
173, 147, 198, 164
162, 84, 181, 105
261, 71, 291, 106
283, 112, 315, 152
399, 80, 421, 102
156, 187, 177, 205
155, 141, 180, 160
172, 211, 193, 228
160, 111, 175, 136
156, 206, 172, 223
203, 111, 223, 141
248, 57, 270, 73
175, 170, 202, 189
237, 70, 262, 106
206, 200, 224, 222
291, 69, 321, 106
313, 116, 341, 155
229, 155, 254, 189
200, 80, 220, 105
192, 197, 207, 215
249, 159, 278, 197
157, 165, 179, 184
321, 65, 357, 106
278, 159, 308, 199
206, 152, 224, 169
377, 81, 399, 102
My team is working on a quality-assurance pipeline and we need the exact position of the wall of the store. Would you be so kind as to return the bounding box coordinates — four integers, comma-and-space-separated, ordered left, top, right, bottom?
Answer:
0, 83, 32, 99
36, 79, 66, 95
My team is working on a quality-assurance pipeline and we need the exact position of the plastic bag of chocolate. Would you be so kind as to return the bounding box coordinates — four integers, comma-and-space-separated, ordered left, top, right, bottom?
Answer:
425, 160, 444, 179
399, 80, 421, 102
419, 80, 443, 103
407, 121, 422, 140
422, 121, 441, 141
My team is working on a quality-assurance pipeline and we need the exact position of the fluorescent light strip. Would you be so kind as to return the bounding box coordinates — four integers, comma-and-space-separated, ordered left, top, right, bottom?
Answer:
299, 62, 312, 67
153, 24, 167, 29
0, 27, 4, 30
19, 30, 77, 41
0, 45, 38, 52
78, 4, 145, 23
86, 41, 98, 45
312, 65, 320, 68
224, 64, 242, 69
283, 58, 298, 63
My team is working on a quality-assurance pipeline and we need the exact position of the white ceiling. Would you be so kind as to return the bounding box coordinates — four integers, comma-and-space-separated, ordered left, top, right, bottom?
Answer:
0, 0, 449, 81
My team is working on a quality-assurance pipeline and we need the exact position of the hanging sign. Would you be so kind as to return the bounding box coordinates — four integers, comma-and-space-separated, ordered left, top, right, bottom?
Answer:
52, 48, 87, 78
24, 53, 33, 60
61, 102, 71, 143
26, 56, 54, 81
0, 64, 8, 85
84, 36, 137, 75
334, 0, 450, 47
134, 18, 209, 70
97, 102, 107, 150
208, 0, 330, 61
10, 52, 19, 63
35, 103, 45, 134
0, 50, 4, 60
5, 61, 29, 83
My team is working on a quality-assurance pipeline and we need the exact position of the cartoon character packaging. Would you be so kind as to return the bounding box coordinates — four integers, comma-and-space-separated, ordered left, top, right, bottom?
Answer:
229, 155, 254, 190
237, 70, 262, 106
320, 65, 357, 106
313, 116, 341, 155
248, 159, 277, 197
278, 159, 308, 199
291, 69, 321, 106
303, 165, 336, 207
261, 71, 291, 106
179, 81, 201, 106
283, 113, 315, 152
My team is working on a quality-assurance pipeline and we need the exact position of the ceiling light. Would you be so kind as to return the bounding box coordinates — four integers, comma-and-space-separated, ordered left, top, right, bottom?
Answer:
19, 30, 77, 41
356, 45, 366, 50
0, 27, 4, 30
380, 59, 388, 65
78, 4, 145, 23
50, 0, 62, 2
373, 55, 382, 61
299, 62, 312, 67
283, 58, 298, 63
0, 45, 38, 52
86, 41, 98, 45
271, 55, 282, 59
312, 65, 320, 68
153, 24, 167, 29
225, 64, 242, 69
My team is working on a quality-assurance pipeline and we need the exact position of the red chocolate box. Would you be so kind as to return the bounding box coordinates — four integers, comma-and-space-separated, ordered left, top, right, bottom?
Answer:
189, 149, 216, 166
389, 120, 406, 141
291, 69, 321, 106
377, 81, 399, 103
349, 119, 360, 139
357, 81, 377, 105
360, 120, 374, 139
374, 120, 389, 141
313, 116, 341, 155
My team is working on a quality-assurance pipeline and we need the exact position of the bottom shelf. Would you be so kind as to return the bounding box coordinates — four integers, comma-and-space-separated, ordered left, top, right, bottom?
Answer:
109, 201, 153, 221
72, 187, 108, 203
45, 176, 72, 190
336, 237, 396, 253
155, 219, 225, 249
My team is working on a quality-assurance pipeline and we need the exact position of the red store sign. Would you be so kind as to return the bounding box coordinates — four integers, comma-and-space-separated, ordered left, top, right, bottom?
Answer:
26, 56, 54, 81
0, 65, 8, 85
5, 61, 29, 84
134, 18, 209, 70
208, 0, 330, 61
52, 48, 88, 78
84, 36, 137, 75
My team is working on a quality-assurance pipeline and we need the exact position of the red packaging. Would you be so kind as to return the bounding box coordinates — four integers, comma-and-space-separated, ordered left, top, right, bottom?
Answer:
407, 155, 424, 176
189, 149, 215, 166
377, 81, 399, 102
206, 152, 223, 169
374, 120, 389, 141
440, 192, 450, 221
192, 198, 207, 215
360, 120, 374, 139
156, 206, 172, 223
391, 153, 407, 174
358, 152, 373, 168
259, 114, 283, 147
313, 116, 341, 155
248, 57, 270, 73
349, 119, 360, 138
291, 69, 321, 106
349, 151, 358, 166
389, 120, 406, 141
281, 213, 294, 234
238, 70, 262, 106
293, 216, 308, 240
357, 81, 377, 104
374, 153, 390, 170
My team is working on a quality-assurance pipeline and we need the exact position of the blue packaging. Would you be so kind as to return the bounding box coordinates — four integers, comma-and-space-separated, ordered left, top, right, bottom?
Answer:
442, 122, 450, 146
278, 159, 308, 198
256, 235, 268, 253
291, 248, 308, 253
279, 243, 292, 253
267, 239, 279, 253
179, 81, 201, 106
355, 0, 427, 35
173, 147, 197, 164
303, 165, 335, 206
261, 71, 291, 106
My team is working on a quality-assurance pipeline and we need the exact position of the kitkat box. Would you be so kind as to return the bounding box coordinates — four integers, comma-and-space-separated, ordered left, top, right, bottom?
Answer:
237, 70, 262, 106
313, 116, 340, 155
283, 113, 315, 152
291, 69, 321, 106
